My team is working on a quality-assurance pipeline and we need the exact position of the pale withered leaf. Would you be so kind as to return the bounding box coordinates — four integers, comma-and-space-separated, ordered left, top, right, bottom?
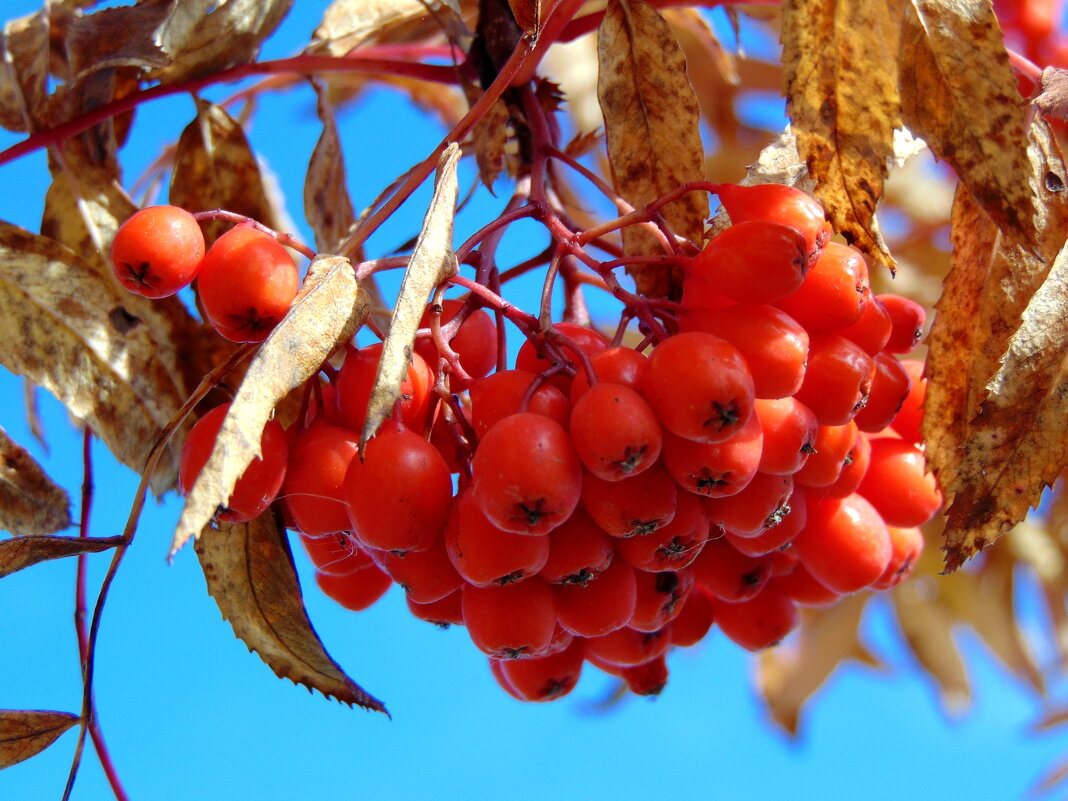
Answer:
0, 11, 49, 133
195, 513, 386, 712
0, 534, 125, 578
148, 0, 293, 86
361, 144, 459, 446
925, 120, 1068, 570
782, 0, 902, 271
304, 85, 356, 253
172, 256, 367, 556
0, 710, 79, 769
892, 575, 971, 713
900, 0, 1036, 248
0, 428, 70, 537
597, 0, 708, 298
756, 594, 879, 735
309, 0, 473, 57
170, 99, 285, 244
0, 225, 188, 490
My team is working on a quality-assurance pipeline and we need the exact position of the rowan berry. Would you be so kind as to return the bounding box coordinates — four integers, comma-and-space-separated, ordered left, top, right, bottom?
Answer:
754, 397, 819, 476
668, 584, 715, 647
569, 383, 662, 480
776, 241, 869, 332
613, 491, 710, 572
372, 534, 462, 603
629, 569, 694, 632
701, 472, 793, 537
111, 205, 205, 298
469, 369, 571, 435
794, 333, 875, 426
462, 579, 557, 659
335, 343, 434, 434
711, 584, 799, 651
687, 220, 807, 305
873, 525, 925, 589
857, 438, 942, 527
661, 413, 762, 498
538, 508, 615, 585
714, 182, 831, 265
554, 556, 638, 637
299, 531, 372, 576
281, 421, 359, 536
407, 590, 464, 627
415, 298, 498, 391
495, 639, 585, 702
879, 294, 926, 353
690, 536, 772, 603
853, 352, 912, 433
584, 625, 671, 668
445, 492, 550, 586
197, 224, 299, 342
314, 563, 392, 611
580, 464, 677, 538
569, 346, 650, 401
792, 493, 891, 593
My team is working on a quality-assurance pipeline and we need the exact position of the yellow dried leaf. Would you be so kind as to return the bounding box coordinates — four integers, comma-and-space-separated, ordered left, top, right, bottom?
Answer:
195, 513, 386, 712
361, 144, 459, 445
305, 86, 356, 252
0, 534, 124, 578
892, 576, 971, 713
170, 99, 286, 244
0, 428, 70, 537
0, 225, 188, 490
596, 0, 708, 298
925, 121, 1068, 570
900, 0, 1036, 248
781, 0, 902, 272
0, 709, 79, 769
756, 594, 879, 735
309, 0, 474, 57
171, 256, 367, 556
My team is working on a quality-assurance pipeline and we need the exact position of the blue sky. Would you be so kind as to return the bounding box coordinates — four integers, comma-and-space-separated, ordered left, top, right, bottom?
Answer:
1, 2, 1065, 799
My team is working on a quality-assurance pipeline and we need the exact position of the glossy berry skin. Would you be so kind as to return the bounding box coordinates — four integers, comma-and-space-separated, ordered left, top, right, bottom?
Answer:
879, 294, 926, 353
178, 403, 288, 523
462, 579, 557, 659
754, 397, 819, 475
538, 508, 615, 585
857, 438, 942, 527
793, 493, 891, 594
554, 556, 638, 637
691, 536, 771, 603
315, 563, 392, 611
852, 352, 912, 433
661, 412, 762, 498
197, 224, 299, 342
643, 331, 755, 444
569, 383, 662, 480
281, 421, 359, 536
445, 492, 550, 586
111, 205, 205, 298
495, 639, 585, 702
613, 491, 709, 572
415, 298, 498, 391
711, 584, 799, 651
584, 625, 671, 668
335, 343, 434, 435
715, 182, 831, 266
372, 535, 462, 603
299, 532, 371, 576
687, 220, 807, 305
569, 347, 650, 401
469, 370, 571, 435
777, 242, 869, 333
515, 322, 609, 386
873, 525, 925, 589
471, 413, 582, 536
794, 333, 875, 426
889, 360, 926, 444
344, 424, 452, 554
580, 464, 677, 538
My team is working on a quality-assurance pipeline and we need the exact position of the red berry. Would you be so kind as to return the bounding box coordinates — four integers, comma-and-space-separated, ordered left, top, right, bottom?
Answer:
661, 413, 762, 498
111, 205, 205, 298
711, 584, 799, 650
754, 397, 819, 476
776, 242, 869, 333
613, 491, 710, 572
538, 508, 615, 585
873, 525, 925, 589
281, 421, 359, 536
178, 403, 288, 523
415, 298, 498, 391
445, 492, 550, 586
335, 343, 434, 434
794, 333, 875, 426
462, 579, 557, 659
878, 294, 926, 353
580, 464, 677, 538
197, 224, 299, 342
569, 383, 662, 480
853, 352, 912, 433
315, 563, 392, 611
372, 535, 462, 603
691, 536, 772, 603
469, 369, 571, 435
554, 556, 638, 637
687, 220, 807, 305
715, 182, 831, 266
299, 532, 372, 576
495, 639, 585, 702
857, 438, 942, 527
792, 493, 891, 593
569, 346, 650, 401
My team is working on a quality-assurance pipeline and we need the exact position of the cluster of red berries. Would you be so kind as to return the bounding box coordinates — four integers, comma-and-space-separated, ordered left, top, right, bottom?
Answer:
115, 183, 941, 703
110, 205, 298, 342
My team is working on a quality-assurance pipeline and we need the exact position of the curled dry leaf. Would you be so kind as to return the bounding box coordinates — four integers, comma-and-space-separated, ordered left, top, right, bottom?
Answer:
0, 224, 189, 490
0, 428, 70, 537
0, 709, 79, 770
0, 11, 49, 133
756, 594, 880, 735
305, 85, 357, 253
309, 0, 474, 57
147, 0, 294, 86
781, 0, 901, 272
195, 513, 386, 713
596, 0, 709, 298
925, 120, 1068, 571
361, 143, 459, 446
900, 0, 1036, 249
170, 99, 286, 244
0, 534, 124, 579
171, 255, 367, 556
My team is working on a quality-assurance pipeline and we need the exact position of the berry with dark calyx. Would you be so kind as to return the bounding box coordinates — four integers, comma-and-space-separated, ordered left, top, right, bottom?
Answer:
629, 569, 694, 632
661, 413, 762, 498
344, 423, 452, 554
852, 352, 912, 433
889, 360, 926, 444
471, 412, 582, 536
299, 532, 372, 576
794, 421, 857, 489
462, 579, 557, 659
580, 464, 677, 538
621, 654, 669, 696
754, 397, 819, 476
879, 294, 926, 353
178, 402, 288, 523
613, 491, 710, 572
643, 331, 755, 444
701, 472, 794, 537
445, 492, 550, 586
197, 224, 299, 342
111, 205, 205, 298
407, 590, 464, 627
714, 182, 831, 266
538, 508, 615, 585
690, 536, 772, 603
873, 525, 925, 589
496, 639, 585, 702
668, 585, 715, 647
724, 484, 807, 557
857, 438, 942, 527
584, 625, 671, 668
372, 535, 463, 603
554, 556, 638, 637
686, 220, 807, 305
794, 333, 875, 426
569, 383, 662, 480
817, 429, 872, 499
840, 294, 893, 355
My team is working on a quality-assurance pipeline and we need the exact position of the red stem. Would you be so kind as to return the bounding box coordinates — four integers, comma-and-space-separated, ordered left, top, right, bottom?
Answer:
0, 54, 460, 168
75, 430, 130, 801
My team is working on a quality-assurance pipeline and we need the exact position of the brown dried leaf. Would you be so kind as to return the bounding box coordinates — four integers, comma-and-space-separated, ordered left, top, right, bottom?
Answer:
597, 0, 709, 298
781, 0, 902, 271
507, 0, 541, 36
0, 428, 70, 536
0, 224, 189, 490
892, 575, 971, 712
900, 0, 1036, 248
468, 95, 509, 191
305, 86, 356, 252
170, 99, 285, 244
0, 710, 79, 769
756, 594, 879, 735
172, 256, 367, 555
0, 534, 124, 579
925, 120, 1068, 570
1034, 67, 1068, 122
0, 11, 50, 133
309, 0, 474, 57
362, 144, 459, 445
148, 0, 293, 86
195, 513, 386, 712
